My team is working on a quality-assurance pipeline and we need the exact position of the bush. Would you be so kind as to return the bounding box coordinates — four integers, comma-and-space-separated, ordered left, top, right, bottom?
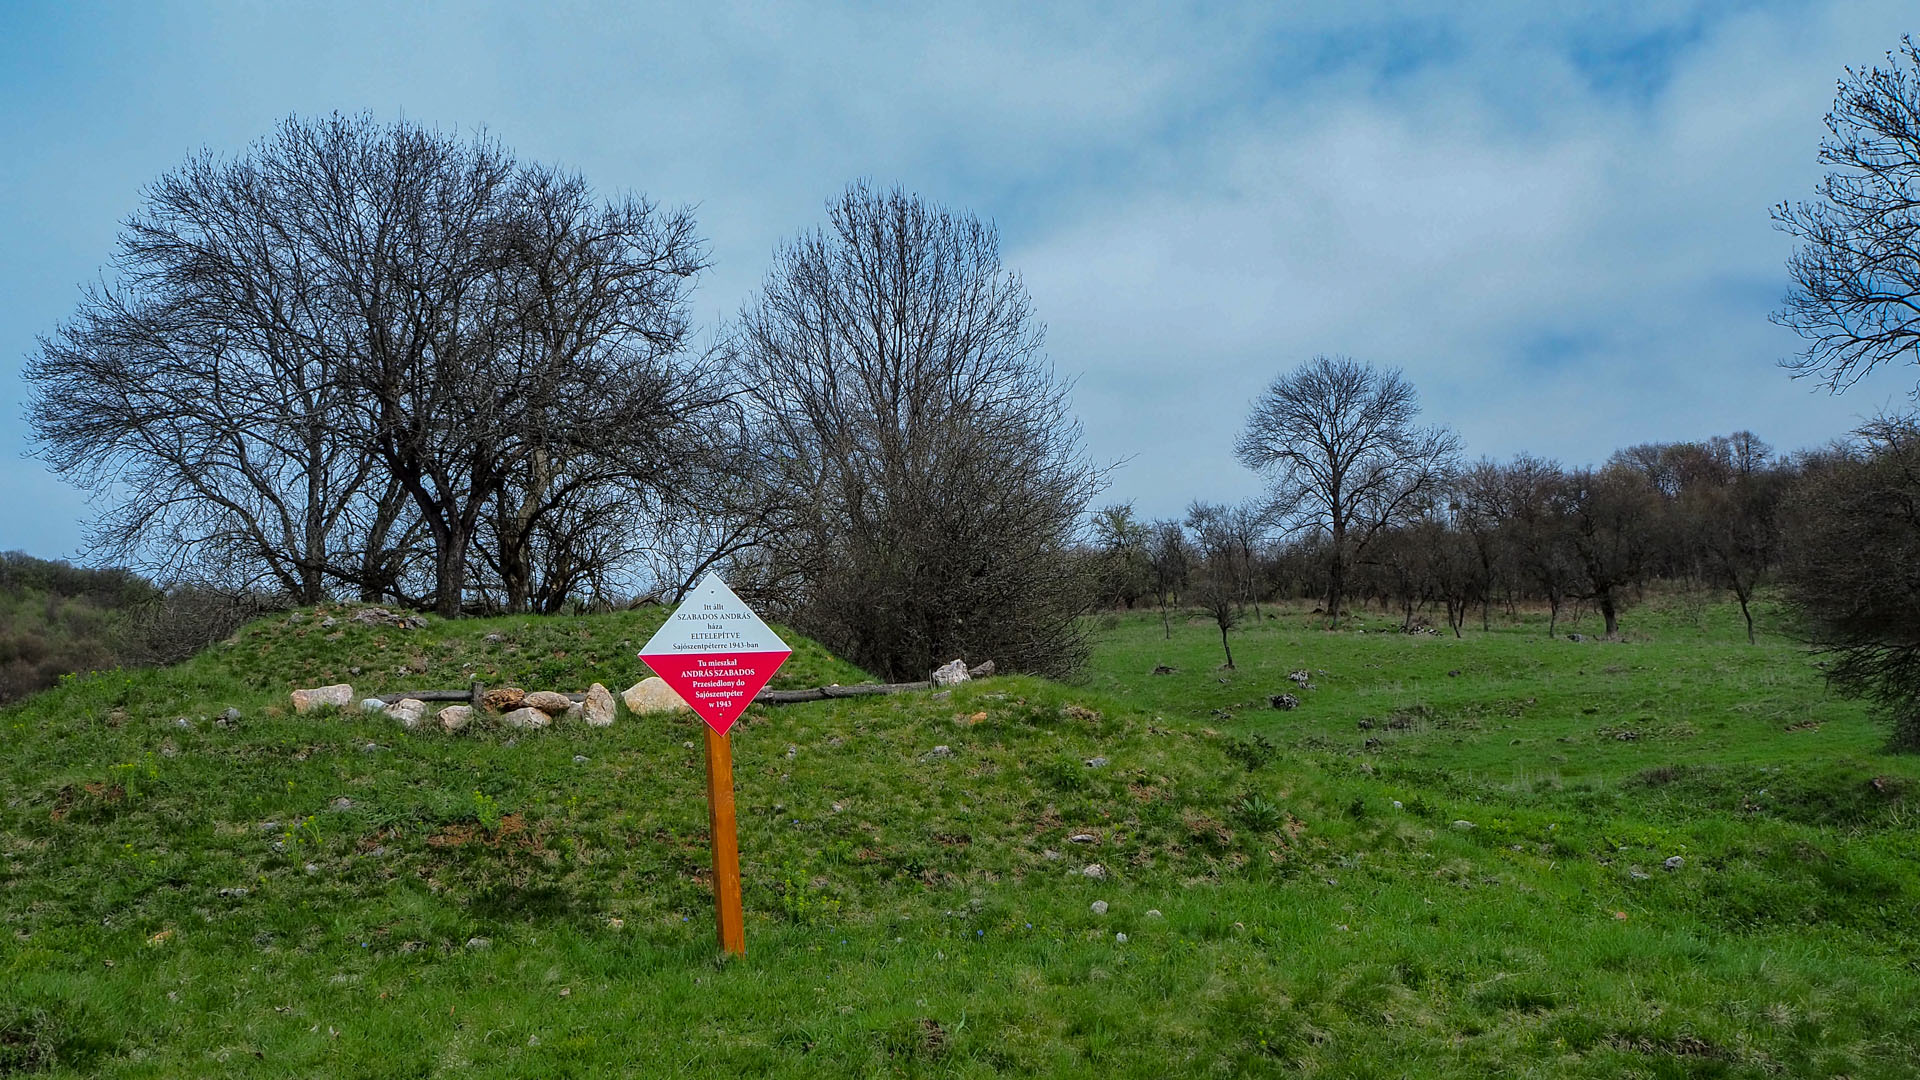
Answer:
1779, 420, 1920, 749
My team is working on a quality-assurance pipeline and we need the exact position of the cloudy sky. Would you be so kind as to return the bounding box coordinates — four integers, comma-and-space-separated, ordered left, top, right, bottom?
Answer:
3, 1, 1917, 560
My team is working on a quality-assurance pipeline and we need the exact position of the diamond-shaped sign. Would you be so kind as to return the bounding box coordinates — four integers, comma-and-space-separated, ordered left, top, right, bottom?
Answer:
638, 575, 791, 734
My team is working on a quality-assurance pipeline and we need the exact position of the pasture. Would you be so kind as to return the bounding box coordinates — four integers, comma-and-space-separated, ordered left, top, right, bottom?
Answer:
0, 596, 1915, 1077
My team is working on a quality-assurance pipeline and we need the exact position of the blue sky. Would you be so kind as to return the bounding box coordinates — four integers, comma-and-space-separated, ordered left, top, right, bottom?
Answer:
3, 1, 1916, 561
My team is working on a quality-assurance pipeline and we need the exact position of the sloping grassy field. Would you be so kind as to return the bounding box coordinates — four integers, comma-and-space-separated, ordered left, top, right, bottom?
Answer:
1, 597, 1916, 1077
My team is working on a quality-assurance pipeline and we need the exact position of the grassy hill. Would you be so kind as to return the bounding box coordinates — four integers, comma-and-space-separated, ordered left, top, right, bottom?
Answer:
1, 597, 1916, 1077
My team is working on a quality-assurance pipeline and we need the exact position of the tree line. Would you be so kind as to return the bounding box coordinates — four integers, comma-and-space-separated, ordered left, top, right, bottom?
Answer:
25, 115, 1098, 682
1092, 424, 1788, 644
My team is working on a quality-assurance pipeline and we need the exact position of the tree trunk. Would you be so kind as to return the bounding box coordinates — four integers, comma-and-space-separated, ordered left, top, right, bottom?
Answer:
1599, 590, 1619, 638
1548, 595, 1560, 638
1219, 623, 1234, 670
1161, 598, 1172, 639
1326, 551, 1346, 629
1735, 584, 1756, 644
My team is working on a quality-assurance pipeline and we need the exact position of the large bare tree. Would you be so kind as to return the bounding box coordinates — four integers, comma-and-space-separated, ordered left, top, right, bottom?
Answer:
734, 183, 1105, 679
1774, 37, 1920, 391
27, 115, 722, 616
1235, 355, 1459, 627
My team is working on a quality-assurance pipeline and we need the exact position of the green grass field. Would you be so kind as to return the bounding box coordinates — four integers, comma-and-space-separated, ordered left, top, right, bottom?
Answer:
2, 596, 1916, 1077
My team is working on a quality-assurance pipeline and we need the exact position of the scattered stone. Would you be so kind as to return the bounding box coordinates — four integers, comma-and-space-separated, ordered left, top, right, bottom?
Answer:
358, 742, 380, 753
1090, 900, 1109, 915
523, 690, 573, 715
1629, 866, 1650, 881
564, 701, 585, 724
785, 745, 799, 759
1042, 848, 1062, 860
1447, 669, 1461, 677
1068, 833, 1097, 844
386, 698, 428, 728
932, 659, 972, 686
931, 691, 951, 702
1364, 737, 1382, 750
258, 821, 281, 832
319, 616, 337, 628
1145, 909, 1163, 918
1664, 855, 1685, 871
484, 633, 505, 643
500, 706, 551, 731
173, 717, 194, 729
1451, 820, 1476, 831
1115, 932, 1129, 943
360, 698, 388, 714
622, 677, 691, 715
1084, 756, 1109, 768
1288, 670, 1313, 688
1150, 665, 1177, 676
217, 887, 249, 898
304, 863, 319, 875
582, 683, 616, 727
438, 705, 473, 733
1269, 694, 1300, 711
1356, 718, 1374, 730
481, 687, 527, 712
291, 684, 355, 713
573, 755, 590, 764
923, 745, 953, 760
219, 707, 242, 726
330, 797, 354, 811
1567, 633, 1586, 643
1082, 863, 1107, 880
465, 937, 491, 950
1392, 800, 1404, 810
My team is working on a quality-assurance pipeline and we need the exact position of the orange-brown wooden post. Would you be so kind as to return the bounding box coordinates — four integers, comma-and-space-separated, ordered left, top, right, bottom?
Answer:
703, 725, 746, 955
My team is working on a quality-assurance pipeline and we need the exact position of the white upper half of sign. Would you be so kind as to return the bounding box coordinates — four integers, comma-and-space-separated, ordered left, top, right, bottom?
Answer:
639, 575, 791, 656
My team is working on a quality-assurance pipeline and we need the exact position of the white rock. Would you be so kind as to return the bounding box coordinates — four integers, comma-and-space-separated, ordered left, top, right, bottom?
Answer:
622, 677, 691, 715
437, 705, 473, 733
1084, 756, 1109, 768
360, 698, 388, 714
1145, 909, 1163, 918
1082, 864, 1107, 880
932, 659, 972, 686
500, 706, 551, 730
1664, 855, 1685, 871
386, 698, 428, 728
1115, 932, 1128, 943
1090, 900, 1109, 915
523, 691, 573, 715
564, 701, 585, 724
1451, 820, 1476, 831
583, 683, 616, 727
1069, 833, 1097, 844
291, 684, 355, 713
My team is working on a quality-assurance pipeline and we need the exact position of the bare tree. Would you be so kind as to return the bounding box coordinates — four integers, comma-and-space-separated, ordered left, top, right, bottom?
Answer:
1235, 355, 1460, 627
1145, 518, 1190, 640
1779, 417, 1920, 749
1184, 502, 1241, 668
1774, 37, 1920, 391
1558, 465, 1661, 638
735, 183, 1106, 680
28, 115, 721, 617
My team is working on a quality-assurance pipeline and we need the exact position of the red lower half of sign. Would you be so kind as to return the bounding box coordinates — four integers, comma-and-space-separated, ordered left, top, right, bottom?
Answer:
640, 651, 792, 734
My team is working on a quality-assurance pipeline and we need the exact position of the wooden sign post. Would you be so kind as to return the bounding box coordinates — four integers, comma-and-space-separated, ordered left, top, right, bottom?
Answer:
639, 575, 791, 957
702, 725, 746, 954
